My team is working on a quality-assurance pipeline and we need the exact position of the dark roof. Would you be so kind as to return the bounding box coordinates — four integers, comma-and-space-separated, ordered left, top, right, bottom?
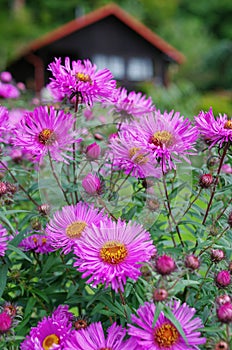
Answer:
19, 3, 185, 64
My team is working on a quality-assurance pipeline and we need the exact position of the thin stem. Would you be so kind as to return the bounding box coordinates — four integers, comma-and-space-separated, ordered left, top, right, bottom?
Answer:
202, 143, 230, 225
182, 188, 202, 217
162, 169, 184, 247
118, 288, 128, 321
108, 170, 132, 201
197, 226, 230, 257
215, 197, 232, 222
0, 160, 39, 207
48, 152, 70, 205
196, 262, 213, 299
97, 197, 118, 221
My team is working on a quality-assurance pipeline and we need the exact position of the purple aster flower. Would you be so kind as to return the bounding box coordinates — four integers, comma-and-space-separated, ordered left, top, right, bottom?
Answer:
0, 82, 20, 99
19, 234, 55, 254
0, 225, 9, 257
195, 107, 232, 147
128, 110, 198, 172
128, 300, 206, 349
13, 105, 81, 163
74, 218, 156, 292
20, 305, 73, 350
64, 321, 136, 350
109, 129, 161, 178
0, 106, 9, 143
46, 202, 105, 255
107, 87, 155, 119
48, 57, 117, 107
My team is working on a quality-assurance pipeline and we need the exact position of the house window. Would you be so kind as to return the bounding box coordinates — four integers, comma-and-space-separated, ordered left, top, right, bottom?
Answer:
127, 57, 153, 81
92, 54, 125, 79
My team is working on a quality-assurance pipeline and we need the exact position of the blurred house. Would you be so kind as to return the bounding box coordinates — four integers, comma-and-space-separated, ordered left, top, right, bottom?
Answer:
6, 3, 185, 93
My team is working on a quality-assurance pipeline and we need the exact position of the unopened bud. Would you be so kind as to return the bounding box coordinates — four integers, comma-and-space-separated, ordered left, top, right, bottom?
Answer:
199, 174, 214, 188
153, 288, 168, 302
0, 182, 7, 195
185, 254, 200, 270
216, 294, 231, 306
0, 312, 12, 333
5, 182, 17, 194
86, 142, 101, 160
211, 249, 225, 263
82, 173, 102, 195
215, 270, 231, 288
214, 341, 229, 350
216, 302, 232, 323
228, 211, 232, 228
38, 204, 50, 216
156, 255, 176, 275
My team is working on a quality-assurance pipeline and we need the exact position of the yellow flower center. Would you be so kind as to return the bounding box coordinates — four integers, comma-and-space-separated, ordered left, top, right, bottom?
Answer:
99, 348, 112, 350
151, 131, 174, 147
154, 323, 179, 347
42, 334, 60, 350
76, 72, 92, 83
128, 147, 148, 164
42, 238, 47, 244
100, 241, 128, 265
74, 319, 88, 330
38, 129, 56, 145
224, 120, 232, 129
66, 221, 87, 239
32, 237, 38, 243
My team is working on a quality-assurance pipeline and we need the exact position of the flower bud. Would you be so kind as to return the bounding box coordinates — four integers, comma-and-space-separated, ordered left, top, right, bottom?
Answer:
214, 341, 229, 350
0, 312, 12, 333
185, 254, 200, 270
216, 302, 232, 323
38, 204, 50, 216
228, 261, 232, 273
211, 249, 225, 263
216, 294, 231, 306
5, 182, 17, 194
0, 182, 7, 195
82, 173, 101, 195
0, 71, 12, 83
10, 149, 23, 163
228, 211, 232, 228
94, 133, 104, 141
156, 255, 176, 275
215, 270, 231, 288
86, 142, 101, 160
153, 288, 168, 302
199, 173, 214, 188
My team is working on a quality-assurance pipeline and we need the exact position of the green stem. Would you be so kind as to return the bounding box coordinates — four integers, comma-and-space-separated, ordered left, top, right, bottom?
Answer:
202, 143, 230, 225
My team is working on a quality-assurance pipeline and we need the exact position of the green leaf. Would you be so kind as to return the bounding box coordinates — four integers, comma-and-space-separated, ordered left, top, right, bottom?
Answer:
0, 264, 8, 297
7, 244, 32, 263
152, 302, 163, 327
163, 305, 189, 345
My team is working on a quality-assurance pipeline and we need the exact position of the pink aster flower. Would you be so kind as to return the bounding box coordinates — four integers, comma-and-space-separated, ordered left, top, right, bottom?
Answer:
74, 218, 156, 292
109, 129, 161, 178
128, 300, 206, 349
13, 105, 81, 163
48, 57, 117, 107
0, 225, 9, 257
0, 71, 12, 83
195, 107, 232, 147
19, 234, 55, 254
46, 202, 105, 255
109, 86, 155, 119
0, 82, 20, 99
128, 109, 198, 172
20, 305, 73, 350
64, 322, 136, 350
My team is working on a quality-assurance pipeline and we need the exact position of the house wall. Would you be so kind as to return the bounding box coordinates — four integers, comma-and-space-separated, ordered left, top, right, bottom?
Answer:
7, 15, 171, 92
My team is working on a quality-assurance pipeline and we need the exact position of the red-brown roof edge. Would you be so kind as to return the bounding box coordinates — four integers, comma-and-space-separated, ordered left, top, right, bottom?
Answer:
22, 3, 185, 64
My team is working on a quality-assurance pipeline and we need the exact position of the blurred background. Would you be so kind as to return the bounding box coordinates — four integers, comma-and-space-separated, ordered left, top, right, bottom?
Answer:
0, 0, 232, 116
